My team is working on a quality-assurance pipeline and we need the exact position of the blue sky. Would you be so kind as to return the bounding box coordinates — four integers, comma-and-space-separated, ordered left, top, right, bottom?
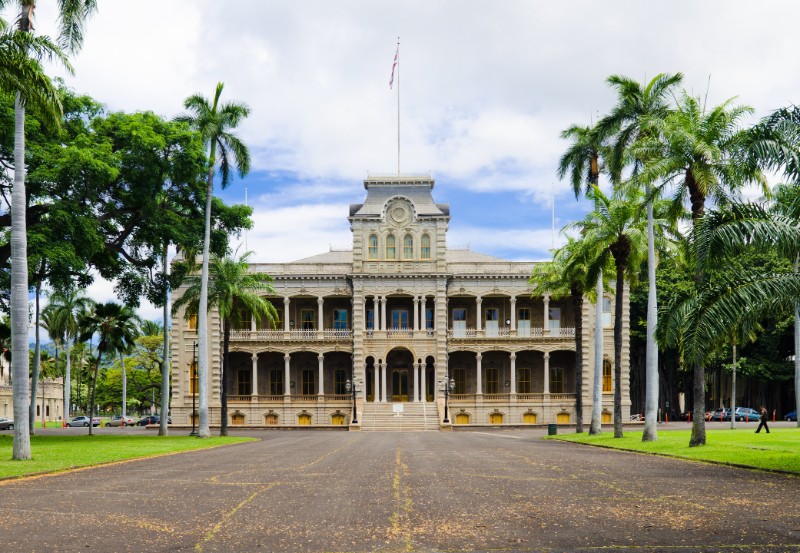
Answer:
9, 0, 799, 324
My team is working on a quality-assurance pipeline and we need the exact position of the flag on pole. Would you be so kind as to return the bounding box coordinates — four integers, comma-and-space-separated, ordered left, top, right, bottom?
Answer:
389, 46, 398, 89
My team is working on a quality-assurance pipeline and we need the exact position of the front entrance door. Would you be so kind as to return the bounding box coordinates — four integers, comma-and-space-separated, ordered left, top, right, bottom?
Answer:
391, 369, 409, 401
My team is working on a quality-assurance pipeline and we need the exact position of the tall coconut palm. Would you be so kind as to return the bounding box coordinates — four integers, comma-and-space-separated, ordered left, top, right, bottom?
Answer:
530, 237, 591, 432
173, 251, 278, 436
46, 287, 91, 423
139, 320, 163, 337
571, 186, 663, 437
597, 72, 683, 442
0, 0, 95, 460
40, 304, 64, 425
77, 302, 139, 436
175, 83, 251, 438
557, 121, 612, 435
642, 93, 767, 446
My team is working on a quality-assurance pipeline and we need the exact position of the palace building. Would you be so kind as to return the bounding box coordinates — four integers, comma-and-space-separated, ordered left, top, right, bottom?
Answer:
170, 175, 629, 429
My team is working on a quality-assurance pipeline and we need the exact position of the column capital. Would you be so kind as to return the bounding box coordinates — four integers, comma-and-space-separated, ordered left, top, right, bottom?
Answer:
317, 297, 324, 305
318, 353, 325, 361
476, 352, 482, 361
476, 296, 483, 304
543, 351, 550, 360
284, 353, 291, 361
510, 352, 516, 361
543, 293, 550, 302
510, 297, 517, 304
251, 353, 259, 361
284, 296, 290, 302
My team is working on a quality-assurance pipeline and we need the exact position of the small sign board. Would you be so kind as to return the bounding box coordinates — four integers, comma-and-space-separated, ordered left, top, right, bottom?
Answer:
392, 404, 404, 414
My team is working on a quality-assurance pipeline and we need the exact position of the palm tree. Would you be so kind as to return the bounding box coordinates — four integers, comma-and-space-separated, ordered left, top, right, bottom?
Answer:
139, 320, 163, 337
530, 237, 591, 432
0, 0, 94, 459
173, 251, 277, 436
571, 186, 654, 437
642, 93, 768, 446
176, 83, 251, 438
558, 118, 608, 435
40, 304, 63, 426
597, 72, 683, 442
77, 302, 139, 436
46, 288, 91, 423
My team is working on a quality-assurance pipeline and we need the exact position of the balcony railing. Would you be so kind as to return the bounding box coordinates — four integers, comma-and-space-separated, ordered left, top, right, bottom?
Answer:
229, 329, 353, 341
227, 394, 352, 403
448, 393, 577, 402
447, 327, 575, 339
364, 328, 435, 339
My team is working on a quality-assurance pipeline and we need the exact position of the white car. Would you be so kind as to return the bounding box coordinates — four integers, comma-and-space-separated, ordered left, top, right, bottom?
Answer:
0, 417, 14, 430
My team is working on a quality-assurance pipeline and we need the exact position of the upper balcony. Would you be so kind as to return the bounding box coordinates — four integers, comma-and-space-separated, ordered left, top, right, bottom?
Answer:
229, 329, 353, 342
447, 326, 576, 340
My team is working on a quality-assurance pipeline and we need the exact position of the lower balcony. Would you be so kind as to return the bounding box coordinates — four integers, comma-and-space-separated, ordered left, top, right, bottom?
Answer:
226, 394, 351, 403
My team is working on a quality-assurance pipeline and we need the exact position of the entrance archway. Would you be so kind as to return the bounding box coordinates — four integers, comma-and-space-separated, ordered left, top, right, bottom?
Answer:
386, 348, 414, 402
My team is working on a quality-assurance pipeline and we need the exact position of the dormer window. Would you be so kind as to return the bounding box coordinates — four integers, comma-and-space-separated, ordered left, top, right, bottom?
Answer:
386, 235, 396, 259
421, 234, 431, 259
368, 234, 378, 260
403, 234, 413, 259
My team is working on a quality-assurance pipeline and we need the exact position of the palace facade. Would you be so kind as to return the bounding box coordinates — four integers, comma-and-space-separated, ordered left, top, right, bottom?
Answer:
170, 175, 629, 429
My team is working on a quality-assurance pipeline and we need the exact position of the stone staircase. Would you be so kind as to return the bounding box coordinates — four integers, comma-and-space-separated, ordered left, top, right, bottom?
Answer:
360, 402, 440, 431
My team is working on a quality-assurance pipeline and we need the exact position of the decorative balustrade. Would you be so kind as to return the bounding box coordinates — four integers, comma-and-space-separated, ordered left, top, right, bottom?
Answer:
364, 329, 435, 339
226, 394, 352, 403
447, 327, 575, 340
229, 329, 353, 341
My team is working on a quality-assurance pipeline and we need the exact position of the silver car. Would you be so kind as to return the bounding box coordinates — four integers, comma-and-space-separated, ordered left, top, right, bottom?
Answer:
105, 415, 136, 427
0, 417, 14, 430
67, 416, 100, 427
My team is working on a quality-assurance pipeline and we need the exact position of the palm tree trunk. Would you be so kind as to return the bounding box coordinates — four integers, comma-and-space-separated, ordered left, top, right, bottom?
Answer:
642, 189, 659, 441
730, 342, 737, 430
688, 173, 707, 447
159, 243, 170, 437
613, 264, 624, 438
29, 278, 42, 435
87, 353, 101, 436
197, 144, 217, 439
64, 336, 72, 421
590, 272, 603, 435
120, 351, 127, 418
572, 286, 584, 433
11, 93, 31, 459
220, 319, 229, 437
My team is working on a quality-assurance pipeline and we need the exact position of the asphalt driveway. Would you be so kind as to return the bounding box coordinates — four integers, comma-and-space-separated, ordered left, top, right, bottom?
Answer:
0, 429, 798, 552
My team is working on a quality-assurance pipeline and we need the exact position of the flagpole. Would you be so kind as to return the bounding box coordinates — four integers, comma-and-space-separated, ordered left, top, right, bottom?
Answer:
396, 37, 400, 175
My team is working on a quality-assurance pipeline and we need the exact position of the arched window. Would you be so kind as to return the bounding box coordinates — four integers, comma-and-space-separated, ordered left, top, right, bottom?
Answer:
421, 234, 431, 259
386, 235, 396, 259
603, 359, 612, 393
403, 234, 413, 259
368, 234, 378, 259
187, 314, 197, 331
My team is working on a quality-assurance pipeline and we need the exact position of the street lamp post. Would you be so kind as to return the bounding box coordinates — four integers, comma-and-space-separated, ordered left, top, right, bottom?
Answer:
345, 376, 359, 424
190, 341, 197, 437
442, 372, 455, 424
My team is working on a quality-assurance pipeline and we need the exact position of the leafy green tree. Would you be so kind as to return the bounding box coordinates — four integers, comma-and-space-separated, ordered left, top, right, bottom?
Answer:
77, 301, 139, 435
176, 83, 251, 438
597, 72, 683, 442
173, 251, 277, 436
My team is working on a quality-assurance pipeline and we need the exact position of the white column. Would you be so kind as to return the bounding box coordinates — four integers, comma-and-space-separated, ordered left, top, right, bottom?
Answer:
318, 354, 325, 396
413, 297, 420, 332
373, 362, 380, 402
476, 353, 483, 395
543, 351, 550, 395
380, 363, 387, 402
251, 354, 259, 397
283, 297, 290, 332
251, 313, 257, 332
381, 297, 388, 331
476, 297, 483, 331
413, 362, 419, 402
509, 297, 517, 331
510, 353, 517, 395
284, 354, 291, 396
543, 293, 550, 334
318, 297, 324, 336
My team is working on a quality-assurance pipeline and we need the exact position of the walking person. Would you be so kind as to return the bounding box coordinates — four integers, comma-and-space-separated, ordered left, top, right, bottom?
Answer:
755, 405, 770, 434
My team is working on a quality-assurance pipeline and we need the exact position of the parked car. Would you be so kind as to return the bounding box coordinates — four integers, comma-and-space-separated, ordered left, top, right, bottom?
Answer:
785, 411, 797, 422
0, 417, 14, 430
105, 415, 136, 427
733, 407, 761, 422
708, 408, 731, 422
66, 416, 100, 427
136, 415, 171, 426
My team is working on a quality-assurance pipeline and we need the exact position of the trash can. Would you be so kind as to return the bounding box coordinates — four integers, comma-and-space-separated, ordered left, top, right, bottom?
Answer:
548, 423, 558, 436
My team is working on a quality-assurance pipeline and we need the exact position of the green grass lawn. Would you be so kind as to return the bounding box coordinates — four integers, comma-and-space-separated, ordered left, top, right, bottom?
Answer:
0, 434, 255, 479
551, 428, 800, 474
